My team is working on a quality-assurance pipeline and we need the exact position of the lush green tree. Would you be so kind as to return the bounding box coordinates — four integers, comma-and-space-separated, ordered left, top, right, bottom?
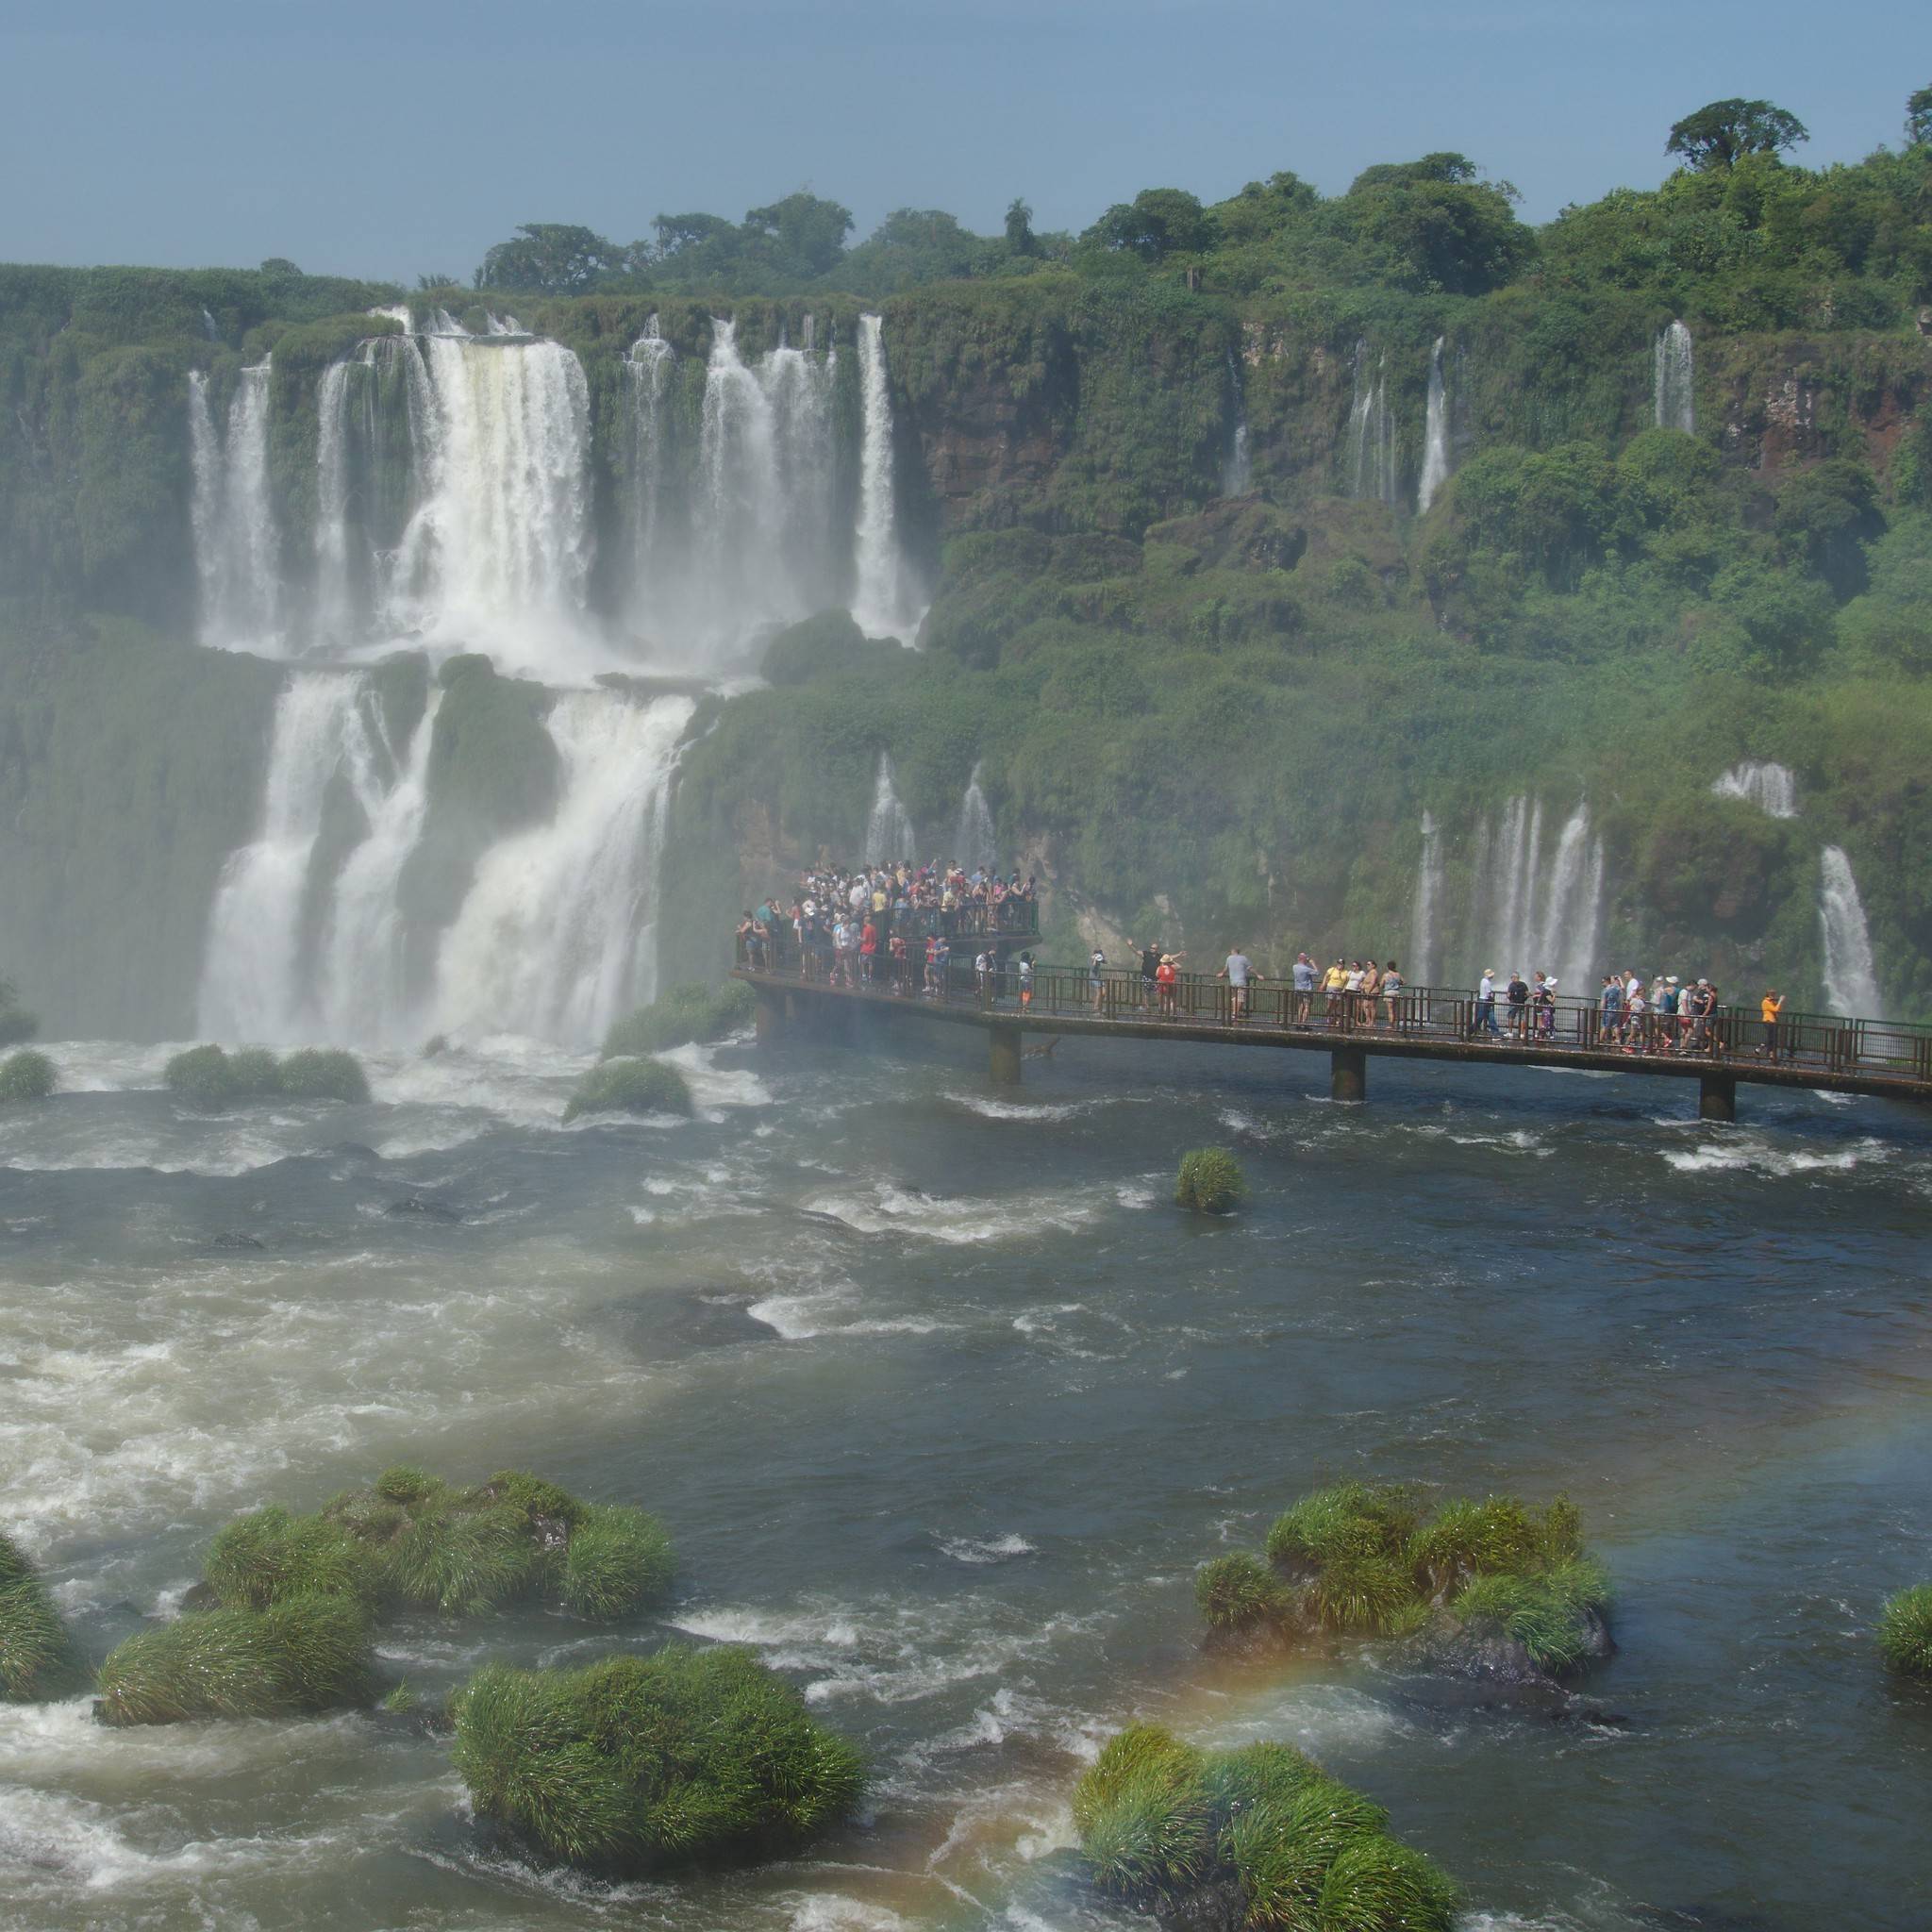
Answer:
1666, 99, 1809, 171
1773, 458, 1882, 595
1006, 198, 1036, 253
1348, 152, 1481, 192
1908, 86, 1932, 149
1344, 169, 1534, 292
475, 224, 623, 295
1088, 188, 1218, 261
653, 211, 736, 258
742, 192, 855, 278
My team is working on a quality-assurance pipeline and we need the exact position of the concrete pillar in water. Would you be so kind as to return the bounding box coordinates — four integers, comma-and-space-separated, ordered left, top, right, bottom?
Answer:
990, 1023, 1023, 1086
1331, 1045, 1367, 1102
1699, 1072, 1737, 1123
754, 987, 787, 1049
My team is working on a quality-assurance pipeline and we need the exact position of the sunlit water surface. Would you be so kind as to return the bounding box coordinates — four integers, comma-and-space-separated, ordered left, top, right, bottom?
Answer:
2, 1029, 1929, 1930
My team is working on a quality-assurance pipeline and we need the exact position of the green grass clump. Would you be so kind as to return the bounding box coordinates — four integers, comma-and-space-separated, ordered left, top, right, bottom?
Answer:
199, 1468, 672, 1625
275, 1047, 371, 1103
94, 1595, 377, 1724
1444, 1558, 1611, 1673
1074, 1726, 1453, 1930
0, 1050, 56, 1102
1197, 1552, 1287, 1634
600, 980, 755, 1058
1175, 1146, 1244, 1213
1, 1532, 88, 1701
452, 1646, 865, 1872
563, 1058, 694, 1124
1877, 1584, 1932, 1677
1266, 1483, 1416, 1571
203, 1506, 381, 1611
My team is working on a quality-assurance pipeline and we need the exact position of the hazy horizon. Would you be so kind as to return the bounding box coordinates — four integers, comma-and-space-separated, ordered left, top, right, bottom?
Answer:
3, 0, 1923, 283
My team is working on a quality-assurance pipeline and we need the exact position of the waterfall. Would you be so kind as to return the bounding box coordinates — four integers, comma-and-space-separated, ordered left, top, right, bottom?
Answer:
431, 691, 696, 1047
1418, 338, 1451, 513
625, 321, 675, 603
1654, 320, 1695, 433
1410, 810, 1441, 984
312, 348, 374, 645
189, 362, 282, 653
1818, 846, 1881, 1017
1711, 760, 1799, 819
954, 763, 998, 871
863, 754, 916, 863
366, 304, 412, 329
851, 314, 921, 642
1474, 795, 1605, 991
200, 307, 220, 342
196, 674, 375, 1041
314, 690, 442, 1043
1345, 343, 1398, 507
1222, 352, 1253, 496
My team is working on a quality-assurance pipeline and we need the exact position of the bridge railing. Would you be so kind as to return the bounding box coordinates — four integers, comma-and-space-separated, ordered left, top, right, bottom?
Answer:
735, 951, 1932, 1079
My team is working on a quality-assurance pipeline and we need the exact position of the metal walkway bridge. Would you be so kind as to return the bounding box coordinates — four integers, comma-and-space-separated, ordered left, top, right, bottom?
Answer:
733, 961, 1932, 1119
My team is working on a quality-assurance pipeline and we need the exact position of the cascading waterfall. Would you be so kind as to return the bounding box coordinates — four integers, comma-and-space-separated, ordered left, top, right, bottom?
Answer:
625, 319, 675, 600
190, 362, 282, 652
1222, 352, 1253, 497
314, 691, 442, 1044
1711, 760, 1799, 819
1818, 846, 1881, 1017
197, 674, 377, 1041
851, 314, 922, 642
1345, 343, 1398, 507
432, 691, 697, 1047
1417, 338, 1451, 513
863, 754, 917, 863
1473, 795, 1605, 991
1655, 320, 1695, 433
954, 763, 998, 871
1410, 810, 1441, 985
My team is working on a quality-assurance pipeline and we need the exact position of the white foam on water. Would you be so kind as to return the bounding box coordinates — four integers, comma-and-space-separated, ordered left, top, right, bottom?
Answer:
1663, 1136, 1890, 1178
942, 1093, 1093, 1124
797, 1180, 1094, 1245
783, 1897, 912, 1932
935, 1532, 1036, 1566
35, 1040, 185, 1091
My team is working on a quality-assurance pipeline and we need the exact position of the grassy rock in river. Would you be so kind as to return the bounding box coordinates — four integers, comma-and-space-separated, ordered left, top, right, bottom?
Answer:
1201, 1481, 1613, 1686
1175, 1147, 1244, 1214
201, 1468, 672, 1622
94, 1595, 377, 1724
1073, 1724, 1457, 1932
600, 980, 754, 1058
164, 1043, 370, 1108
564, 1058, 694, 1124
1, 1530, 89, 1701
452, 1645, 866, 1874
1878, 1584, 1932, 1677
0, 1049, 55, 1101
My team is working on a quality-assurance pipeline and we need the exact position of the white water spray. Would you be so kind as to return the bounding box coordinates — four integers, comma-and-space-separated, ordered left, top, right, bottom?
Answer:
432, 692, 696, 1047
1418, 338, 1451, 513
1818, 846, 1881, 1017
954, 763, 998, 871
1655, 320, 1695, 433
1345, 343, 1398, 507
1222, 352, 1253, 496
1410, 810, 1441, 984
851, 314, 921, 642
863, 754, 917, 863
1474, 795, 1605, 991
1711, 760, 1799, 819
189, 362, 282, 653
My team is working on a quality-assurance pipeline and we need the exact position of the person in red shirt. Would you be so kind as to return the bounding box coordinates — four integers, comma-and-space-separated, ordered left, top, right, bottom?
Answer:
1155, 953, 1179, 1018
859, 918, 878, 985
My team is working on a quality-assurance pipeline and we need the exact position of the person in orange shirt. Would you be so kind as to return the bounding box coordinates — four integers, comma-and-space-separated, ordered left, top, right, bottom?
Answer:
1759, 989, 1785, 1058
1155, 953, 1180, 1018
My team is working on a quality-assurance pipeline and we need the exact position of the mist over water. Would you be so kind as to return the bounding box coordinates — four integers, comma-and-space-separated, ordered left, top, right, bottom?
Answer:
3, 1031, 1929, 1929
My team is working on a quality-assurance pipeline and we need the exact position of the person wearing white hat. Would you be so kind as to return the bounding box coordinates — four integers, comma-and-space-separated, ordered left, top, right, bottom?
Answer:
1472, 968, 1501, 1038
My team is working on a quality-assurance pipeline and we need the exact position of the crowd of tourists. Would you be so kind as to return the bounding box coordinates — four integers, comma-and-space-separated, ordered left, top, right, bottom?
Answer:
734, 859, 1039, 992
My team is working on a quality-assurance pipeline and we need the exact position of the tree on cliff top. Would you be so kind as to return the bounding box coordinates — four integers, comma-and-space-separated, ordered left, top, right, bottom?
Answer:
1908, 86, 1932, 149
475, 224, 624, 295
1086, 188, 1218, 262
1666, 99, 1809, 171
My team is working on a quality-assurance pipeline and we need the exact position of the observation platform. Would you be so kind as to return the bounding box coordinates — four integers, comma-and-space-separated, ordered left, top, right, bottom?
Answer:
732, 959, 1932, 1120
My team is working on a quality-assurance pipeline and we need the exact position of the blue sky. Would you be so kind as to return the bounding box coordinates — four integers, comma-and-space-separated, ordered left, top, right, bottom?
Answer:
2, 0, 1923, 280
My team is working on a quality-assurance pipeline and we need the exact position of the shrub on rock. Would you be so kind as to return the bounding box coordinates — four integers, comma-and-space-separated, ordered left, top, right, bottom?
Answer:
563, 1058, 693, 1124
276, 1047, 371, 1103
94, 1595, 378, 1724
1, 1531, 88, 1701
1878, 1584, 1932, 1677
0, 1050, 56, 1102
601, 981, 754, 1058
560, 1506, 675, 1620
203, 1506, 381, 1611
1196, 1552, 1286, 1635
451, 1645, 865, 1872
165, 1044, 368, 1108
1074, 1724, 1456, 1931
1175, 1147, 1244, 1213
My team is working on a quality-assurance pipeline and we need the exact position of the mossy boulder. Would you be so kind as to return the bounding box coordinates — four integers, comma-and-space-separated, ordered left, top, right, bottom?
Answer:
1175, 1146, 1244, 1214
452, 1645, 865, 1873
275, 1047, 371, 1103
1, 1531, 89, 1701
0, 1049, 56, 1102
1074, 1724, 1457, 1932
163, 1043, 369, 1108
563, 1058, 694, 1124
94, 1595, 378, 1725
600, 980, 755, 1058
1202, 1482, 1612, 1684
1879, 1584, 1932, 1677
201, 1468, 671, 1623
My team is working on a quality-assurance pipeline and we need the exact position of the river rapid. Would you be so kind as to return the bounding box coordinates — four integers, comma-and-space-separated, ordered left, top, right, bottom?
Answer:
2, 1027, 1928, 1930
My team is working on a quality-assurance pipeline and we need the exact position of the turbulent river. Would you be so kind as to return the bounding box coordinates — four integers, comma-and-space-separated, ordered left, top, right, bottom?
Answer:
2, 1029, 1929, 1930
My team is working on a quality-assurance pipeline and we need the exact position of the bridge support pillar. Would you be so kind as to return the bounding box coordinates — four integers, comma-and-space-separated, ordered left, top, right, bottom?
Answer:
1699, 1072, 1737, 1123
1330, 1045, 1367, 1103
754, 987, 787, 1050
989, 1023, 1024, 1087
